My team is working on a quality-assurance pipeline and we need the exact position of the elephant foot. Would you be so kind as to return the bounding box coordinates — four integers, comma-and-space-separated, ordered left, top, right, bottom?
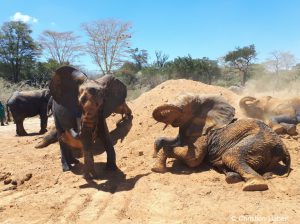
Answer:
151, 163, 167, 173
39, 129, 47, 134
105, 162, 118, 171
225, 172, 243, 184
272, 125, 285, 135
152, 152, 157, 158
17, 132, 28, 136
62, 164, 72, 172
286, 125, 297, 136
243, 178, 268, 191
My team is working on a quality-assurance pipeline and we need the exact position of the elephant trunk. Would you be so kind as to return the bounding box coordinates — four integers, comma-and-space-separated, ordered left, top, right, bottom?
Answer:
239, 96, 263, 120
239, 96, 257, 109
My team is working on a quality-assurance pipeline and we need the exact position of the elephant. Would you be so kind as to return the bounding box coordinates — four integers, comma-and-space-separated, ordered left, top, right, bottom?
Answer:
151, 93, 290, 191
239, 96, 300, 135
34, 102, 132, 149
228, 85, 244, 95
6, 89, 51, 136
49, 65, 129, 179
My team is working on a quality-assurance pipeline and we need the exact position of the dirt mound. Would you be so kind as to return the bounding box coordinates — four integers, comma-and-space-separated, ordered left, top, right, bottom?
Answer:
0, 79, 299, 223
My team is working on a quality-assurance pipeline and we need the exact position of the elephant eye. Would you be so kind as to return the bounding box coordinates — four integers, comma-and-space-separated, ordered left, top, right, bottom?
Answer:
80, 95, 87, 105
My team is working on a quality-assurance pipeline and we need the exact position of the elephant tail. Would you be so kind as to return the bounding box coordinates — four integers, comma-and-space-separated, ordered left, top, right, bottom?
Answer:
6, 103, 11, 123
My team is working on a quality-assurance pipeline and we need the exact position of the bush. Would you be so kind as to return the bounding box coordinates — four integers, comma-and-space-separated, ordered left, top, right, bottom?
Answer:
0, 78, 39, 102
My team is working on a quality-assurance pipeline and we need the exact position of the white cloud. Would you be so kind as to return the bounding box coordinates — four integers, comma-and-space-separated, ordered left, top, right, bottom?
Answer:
50, 22, 56, 26
10, 12, 38, 24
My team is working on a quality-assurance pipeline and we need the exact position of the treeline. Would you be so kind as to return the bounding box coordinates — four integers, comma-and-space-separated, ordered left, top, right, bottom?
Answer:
0, 19, 300, 95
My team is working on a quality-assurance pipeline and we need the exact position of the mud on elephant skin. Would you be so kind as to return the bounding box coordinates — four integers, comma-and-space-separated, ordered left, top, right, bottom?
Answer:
49, 65, 130, 179
152, 94, 291, 191
34, 104, 133, 149
6, 89, 51, 136
152, 93, 235, 158
239, 96, 300, 135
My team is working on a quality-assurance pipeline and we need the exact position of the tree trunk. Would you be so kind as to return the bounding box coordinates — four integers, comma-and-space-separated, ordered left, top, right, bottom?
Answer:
241, 71, 247, 86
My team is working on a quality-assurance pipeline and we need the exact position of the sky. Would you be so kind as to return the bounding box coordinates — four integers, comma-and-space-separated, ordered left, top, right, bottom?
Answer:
0, 0, 300, 72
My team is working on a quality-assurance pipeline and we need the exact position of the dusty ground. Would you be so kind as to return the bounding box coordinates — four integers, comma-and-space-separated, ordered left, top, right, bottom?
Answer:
0, 79, 300, 224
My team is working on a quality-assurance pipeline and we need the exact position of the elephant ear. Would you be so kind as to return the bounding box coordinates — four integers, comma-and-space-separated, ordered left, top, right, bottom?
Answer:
49, 66, 87, 113
200, 95, 235, 134
152, 104, 184, 127
96, 75, 127, 118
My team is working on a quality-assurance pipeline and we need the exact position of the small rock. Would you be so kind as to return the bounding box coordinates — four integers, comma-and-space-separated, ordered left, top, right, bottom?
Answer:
24, 173, 32, 181
4, 178, 12, 185
206, 190, 212, 195
11, 180, 18, 185
138, 151, 144, 156
0, 172, 11, 181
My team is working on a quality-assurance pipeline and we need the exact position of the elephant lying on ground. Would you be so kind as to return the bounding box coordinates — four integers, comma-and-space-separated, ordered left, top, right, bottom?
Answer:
49, 65, 130, 178
152, 93, 290, 191
6, 89, 51, 136
239, 96, 300, 135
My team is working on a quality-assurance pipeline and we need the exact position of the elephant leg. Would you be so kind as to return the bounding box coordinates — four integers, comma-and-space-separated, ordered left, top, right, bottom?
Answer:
222, 148, 268, 191
16, 118, 27, 136
80, 128, 97, 179
151, 148, 168, 173
153, 135, 181, 158
270, 116, 297, 135
98, 118, 118, 171
58, 140, 79, 172
279, 123, 297, 135
39, 113, 48, 134
214, 165, 242, 184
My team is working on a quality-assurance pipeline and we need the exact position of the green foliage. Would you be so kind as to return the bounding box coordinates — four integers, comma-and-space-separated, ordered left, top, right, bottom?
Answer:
165, 56, 221, 84
0, 21, 40, 83
224, 44, 257, 86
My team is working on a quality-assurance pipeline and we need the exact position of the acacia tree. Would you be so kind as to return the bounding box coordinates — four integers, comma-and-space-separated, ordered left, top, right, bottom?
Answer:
82, 19, 132, 74
224, 44, 257, 86
129, 48, 148, 70
0, 21, 40, 82
154, 51, 169, 68
39, 30, 82, 64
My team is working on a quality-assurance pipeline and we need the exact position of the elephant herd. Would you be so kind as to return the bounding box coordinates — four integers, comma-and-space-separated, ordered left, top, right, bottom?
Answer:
4, 65, 298, 191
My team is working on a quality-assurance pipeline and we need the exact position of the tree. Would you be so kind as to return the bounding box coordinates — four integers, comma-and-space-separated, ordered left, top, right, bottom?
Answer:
0, 21, 40, 82
165, 55, 221, 84
28, 59, 60, 87
129, 48, 148, 70
39, 30, 82, 65
154, 51, 169, 68
82, 19, 132, 74
224, 44, 257, 86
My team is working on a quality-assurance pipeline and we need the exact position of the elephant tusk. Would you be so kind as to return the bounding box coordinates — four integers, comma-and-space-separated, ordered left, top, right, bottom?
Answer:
69, 128, 80, 139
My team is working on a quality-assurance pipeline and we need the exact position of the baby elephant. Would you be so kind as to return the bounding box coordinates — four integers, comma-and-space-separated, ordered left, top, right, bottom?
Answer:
152, 94, 290, 191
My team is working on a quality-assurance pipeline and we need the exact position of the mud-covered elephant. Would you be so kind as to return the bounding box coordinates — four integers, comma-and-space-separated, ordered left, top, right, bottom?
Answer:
6, 89, 51, 136
239, 96, 300, 135
49, 65, 129, 179
35, 101, 132, 149
151, 93, 290, 191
